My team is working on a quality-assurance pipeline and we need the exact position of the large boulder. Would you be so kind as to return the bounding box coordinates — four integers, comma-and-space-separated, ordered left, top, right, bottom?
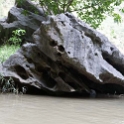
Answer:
15, 0, 45, 16
1, 13, 124, 96
0, 0, 46, 44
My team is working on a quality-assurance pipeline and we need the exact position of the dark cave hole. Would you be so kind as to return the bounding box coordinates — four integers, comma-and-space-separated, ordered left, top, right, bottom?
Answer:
49, 40, 57, 47
26, 64, 30, 68
57, 52, 62, 57
42, 71, 57, 88
15, 65, 28, 80
103, 83, 124, 94
44, 66, 51, 71
95, 53, 98, 56
37, 52, 42, 57
58, 72, 65, 79
36, 66, 44, 73
58, 45, 65, 52
110, 47, 114, 51
27, 58, 33, 63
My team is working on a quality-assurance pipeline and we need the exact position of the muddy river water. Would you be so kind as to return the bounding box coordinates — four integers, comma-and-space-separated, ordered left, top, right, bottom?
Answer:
0, 94, 124, 124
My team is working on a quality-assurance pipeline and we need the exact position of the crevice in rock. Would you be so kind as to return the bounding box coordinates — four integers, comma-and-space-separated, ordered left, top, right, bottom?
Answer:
27, 58, 33, 63
61, 21, 66, 26
85, 32, 94, 40
65, 66, 103, 93
49, 40, 57, 46
35, 65, 44, 73
103, 83, 124, 94
15, 65, 28, 80
29, 74, 33, 78
85, 32, 102, 46
54, 61, 102, 94
102, 53, 124, 76
42, 71, 57, 88
56, 52, 62, 57
37, 52, 42, 57
58, 72, 79, 89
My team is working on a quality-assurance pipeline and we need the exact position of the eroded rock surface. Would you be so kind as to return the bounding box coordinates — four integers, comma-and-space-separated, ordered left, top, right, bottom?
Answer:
1, 13, 124, 96
0, 0, 46, 44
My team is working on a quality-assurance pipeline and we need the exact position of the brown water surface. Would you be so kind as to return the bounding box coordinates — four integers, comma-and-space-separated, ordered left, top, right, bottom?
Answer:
0, 94, 124, 124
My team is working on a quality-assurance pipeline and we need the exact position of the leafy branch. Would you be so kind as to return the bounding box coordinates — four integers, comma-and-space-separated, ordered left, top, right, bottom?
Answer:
38, 0, 124, 28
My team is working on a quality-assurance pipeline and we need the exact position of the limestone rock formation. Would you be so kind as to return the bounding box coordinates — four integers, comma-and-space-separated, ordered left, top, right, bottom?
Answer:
0, 0, 46, 44
15, 0, 45, 16
1, 12, 124, 96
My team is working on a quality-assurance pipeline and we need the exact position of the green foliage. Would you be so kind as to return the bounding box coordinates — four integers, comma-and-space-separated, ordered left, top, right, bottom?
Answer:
21, 10, 29, 16
38, 0, 124, 28
0, 74, 17, 93
0, 29, 24, 63
0, 44, 20, 63
16, 0, 26, 6
0, 74, 28, 94
110, 29, 117, 39
120, 8, 124, 13
8, 28, 26, 45
21, 5, 39, 16
112, 13, 122, 23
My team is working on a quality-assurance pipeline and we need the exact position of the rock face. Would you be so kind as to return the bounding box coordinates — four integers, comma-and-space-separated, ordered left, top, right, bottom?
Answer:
1, 12, 124, 96
0, 0, 46, 44
15, 0, 45, 16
